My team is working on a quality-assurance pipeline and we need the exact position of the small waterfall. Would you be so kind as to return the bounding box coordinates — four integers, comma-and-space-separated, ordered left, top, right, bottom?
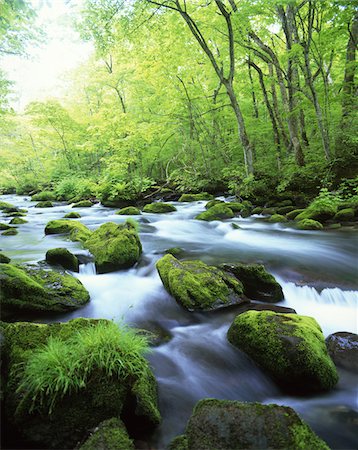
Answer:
79, 262, 96, 275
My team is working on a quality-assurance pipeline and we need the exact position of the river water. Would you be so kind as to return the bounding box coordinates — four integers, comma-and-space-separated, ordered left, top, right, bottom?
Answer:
1, 195, 357, 449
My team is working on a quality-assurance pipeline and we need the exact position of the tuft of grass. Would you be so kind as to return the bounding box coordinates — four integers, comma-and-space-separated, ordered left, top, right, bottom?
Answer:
16, 321, 150, 414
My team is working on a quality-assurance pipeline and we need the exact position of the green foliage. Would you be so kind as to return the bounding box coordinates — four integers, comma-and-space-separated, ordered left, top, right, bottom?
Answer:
16, 321, 150, 414
55, 177, 98, 201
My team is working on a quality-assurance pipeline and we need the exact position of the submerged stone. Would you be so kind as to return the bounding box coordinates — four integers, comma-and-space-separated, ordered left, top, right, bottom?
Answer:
143, 203, 176, 213
227, 311, 338, 393
221, 263, 284, 302
0, 263, 89, 319
169, 399, 329, 450
0, 223, 12, 230
156, 254, 246, 311
9, 217, 27, 224
85, 221, 142, 273
46, 248, 79, 272
2, 229, 18, 236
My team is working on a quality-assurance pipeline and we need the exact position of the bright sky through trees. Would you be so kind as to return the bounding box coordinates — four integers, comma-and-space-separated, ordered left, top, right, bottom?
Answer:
1, 0, 93, 110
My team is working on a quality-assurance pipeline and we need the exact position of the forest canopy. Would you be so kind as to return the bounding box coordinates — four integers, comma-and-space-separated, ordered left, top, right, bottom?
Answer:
0, 0, 357, 203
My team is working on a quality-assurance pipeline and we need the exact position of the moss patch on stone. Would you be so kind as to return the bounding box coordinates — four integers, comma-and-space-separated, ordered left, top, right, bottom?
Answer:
226, 202, 244, 212
173, 399, 329, 450
80, 418, 134, 450
296, 219, 323, 230
116, 206, 141, 215
31, 191, 56, 202
0, 263, 89, 319
9, 217, 28, 224
268, 214, 288, 223
221, 263, 283, 302
0, 222, 12, 230
286, 209, 305, 220
46, 248, 79, 272
333, 208, 355, 222
0, 253, 11, 263
2, 228, 18, 236
227, 311, 338, 393
195, 203, 234, 221
178, 193, 214, 202
64, 212, 81, 219
85, 221, 142, 273
143, 202, 176, 213
45, 220, 92, 243
205, 200, 224, 209
35, 201, 54, 208
72, 200, 93, 208
156, 254, 246, 311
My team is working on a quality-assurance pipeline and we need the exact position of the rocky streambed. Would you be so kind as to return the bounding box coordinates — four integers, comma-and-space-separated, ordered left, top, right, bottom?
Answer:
0, 194, 357, 449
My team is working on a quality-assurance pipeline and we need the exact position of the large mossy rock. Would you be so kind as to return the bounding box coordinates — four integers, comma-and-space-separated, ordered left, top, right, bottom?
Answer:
195, 203, 234, 221
205, 199, 224, 209
227, 311, 338, 393
296, 219, 323, 230
0, 319, 160, 449
178, 193, 214, 202
333, 208, 355, 222
79, 418, 134, 450
46, 248, 79, 272
72, 200, 93, 208
0, 201, 14, 210
0, 222, 12, 230
143, 202, 176, 213
35, 201, 54, 208
156, 254, 246, 311
268, 214, 288, 223
326, 332, 358, 373
116, 206, 141, 215
2, 228, 18, 236
169, 399, 329, 450
295, 204, 337, 222
221, 263, 284, 302
0, 263, 89, 319
64, 211, 81, 219
45, 219, 92, 243
85, 222, 142, 273
9, 217, 27, 224
31, 191, 56, 202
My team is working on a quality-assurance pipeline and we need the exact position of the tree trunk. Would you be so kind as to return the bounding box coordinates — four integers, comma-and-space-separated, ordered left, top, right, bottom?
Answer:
342, 11, 358, 119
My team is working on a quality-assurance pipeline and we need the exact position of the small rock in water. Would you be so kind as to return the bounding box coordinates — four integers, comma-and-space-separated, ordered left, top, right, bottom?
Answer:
326, 332, 358, 373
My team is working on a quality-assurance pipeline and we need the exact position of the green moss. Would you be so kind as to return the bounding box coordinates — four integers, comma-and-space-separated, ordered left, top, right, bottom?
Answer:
296, 219, 323, 230
9, 217, 28, 224
252, 206, 264, 214
45, 220, 92, 243
72, 200, 93, 207
286, 209, 305, 220
276, 199, 293, 207
165, 247, 184, 257
80, 418, 134, 450
333, 208, 355, 221
143, 202, 177, 213
2, 228, 18, 235
227, 311, 338, 392
46, 248, 79, 272
4, 211, 27, 217
85, 221, 142, 273
64, 212, 81, 218
131, 366, 161, 426
178, 399, 329, 450
268, 214, 288, 223
0, 201, 14, 210
0, 263, 89, 318
0, 222, 12, 230
226, 202, 243, 212
0, 253, 10, 263
156, 254, 245, 311
262, 207, 277, 215
116, 206, 141, 215
35, 201, 54, 208
31, 191, 56, 201
276, 206, 295, 215
205, 200, 224, 209
178, 193, 214, 202
221, 263, 283, 302
195, 203, 234, 221
169, 435, 189, 450
295, 203, 337, 222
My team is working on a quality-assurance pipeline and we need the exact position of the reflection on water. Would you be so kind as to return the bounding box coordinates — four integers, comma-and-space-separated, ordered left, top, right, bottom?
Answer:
1, 194, 357, 449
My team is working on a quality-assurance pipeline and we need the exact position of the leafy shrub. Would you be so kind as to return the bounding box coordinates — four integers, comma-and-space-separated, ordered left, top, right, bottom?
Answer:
16, 321, 150, 413
54, 177, 98, 201
98, 176, 155, 203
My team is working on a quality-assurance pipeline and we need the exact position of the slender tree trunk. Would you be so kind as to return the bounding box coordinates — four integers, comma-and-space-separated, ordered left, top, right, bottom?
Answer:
342, 11, 358, 119
248, 58, 259, 118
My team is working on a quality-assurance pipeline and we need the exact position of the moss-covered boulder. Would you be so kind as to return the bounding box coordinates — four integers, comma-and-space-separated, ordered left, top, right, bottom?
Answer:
333, 208, 355, 222
295, 203, 337, 222
116, 206, 141, 215
79, 418, 134, 450
169, 399, 329, 450
0, 319, 160, 449
156, 254, 246, 311
195, 203, 234, 221
143, 202, 176, 213
0, 201, 14, 210
205, 199, 224, 209
9, 217, 28, 224
178, 193, 214, 202
45, 219, 92, 243
296, 219, 323, 230
262, 207, 277, 215
165, 247, 185, 257
31, 191, 56, 202
4, 210, 27, 217
0, 222, 12, 230
326, 332, 358, 373
64, 211, 81, 219
46, 248, 79, 272
252, 206, 263, 214
221, 263, 284, 302
268, 214, 288, 223
227, 311, 338, 393
286, 209, 305, 220
2, 228, 18, 236
0, 253, 10, 263
0, 263, 89, 319
276, 205, 295, 215
35, 201, 54, 208
226, 202, 244, 213
85, 221, 142, 273
72, 200, 93, 208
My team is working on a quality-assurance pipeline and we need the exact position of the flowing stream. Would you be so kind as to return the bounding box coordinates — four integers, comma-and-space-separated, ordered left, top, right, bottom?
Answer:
1, 194, 357, 449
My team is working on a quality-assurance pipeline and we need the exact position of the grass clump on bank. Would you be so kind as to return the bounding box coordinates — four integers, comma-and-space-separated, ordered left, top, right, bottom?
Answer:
16, 321, 150, 414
